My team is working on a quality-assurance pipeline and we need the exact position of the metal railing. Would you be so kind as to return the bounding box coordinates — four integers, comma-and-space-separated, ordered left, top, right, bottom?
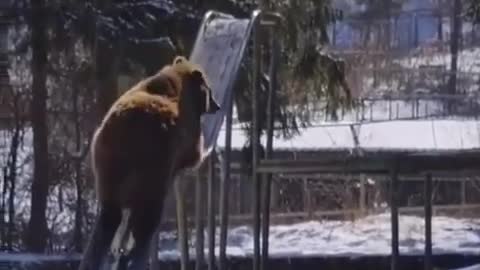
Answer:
319, 94, 480, 123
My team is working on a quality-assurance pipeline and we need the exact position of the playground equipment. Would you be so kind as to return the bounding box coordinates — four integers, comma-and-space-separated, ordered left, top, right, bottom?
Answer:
181, 9, 282, 270
183, 10, 256, 270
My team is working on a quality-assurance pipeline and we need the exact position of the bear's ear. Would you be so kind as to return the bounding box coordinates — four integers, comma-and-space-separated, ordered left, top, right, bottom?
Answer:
173, 56, 188, 65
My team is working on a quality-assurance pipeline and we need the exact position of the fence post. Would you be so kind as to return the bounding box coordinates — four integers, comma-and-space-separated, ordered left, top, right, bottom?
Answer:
359, 174, 367, 216
218, 79, 234, 270
396, 102, 400, 119
303, 178, 313, 219
411, 98, 415, 119
150, 229, 159, 270
461, 179, 466, 216
424, 173, 432, 270
425, 101, 428, 118
390, 165, 399, 270
369, 101, 373, 121
261, 24, 279, 270
174, 177, 189, 270
415, 98, 419, 118
195, 172, 205, 270
361, 99, 365, 121
389, 97, 392, 120
207, 155, 216, 270
252, 15, 262, 270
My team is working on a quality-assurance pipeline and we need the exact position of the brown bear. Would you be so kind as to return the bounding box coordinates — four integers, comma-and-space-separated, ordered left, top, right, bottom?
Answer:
78, 56, 220, 270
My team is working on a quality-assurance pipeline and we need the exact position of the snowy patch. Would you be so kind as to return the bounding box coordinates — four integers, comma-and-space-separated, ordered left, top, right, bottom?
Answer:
0, 252, 81, 262
455, 264, 480, 270
156, 213, 480, 259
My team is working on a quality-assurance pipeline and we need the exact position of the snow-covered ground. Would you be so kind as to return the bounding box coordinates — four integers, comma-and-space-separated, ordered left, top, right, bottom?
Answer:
456, 264, 480, 270
0, 213, 478, 265
0, 253, 81, 262
156, 212, 480, 260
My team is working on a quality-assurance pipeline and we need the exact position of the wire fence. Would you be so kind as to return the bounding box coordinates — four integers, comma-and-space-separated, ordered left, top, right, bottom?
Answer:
160, 169, 480, 228
319, 93, 480, 123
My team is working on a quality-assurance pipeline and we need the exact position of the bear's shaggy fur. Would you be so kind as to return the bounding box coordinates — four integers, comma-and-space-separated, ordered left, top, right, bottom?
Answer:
78, 56, 219, 270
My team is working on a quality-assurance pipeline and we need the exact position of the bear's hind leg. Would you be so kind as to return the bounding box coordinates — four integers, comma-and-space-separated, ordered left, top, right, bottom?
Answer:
79, 154, 125, 270
123, 169, 169, 270
78, 202, 122, 270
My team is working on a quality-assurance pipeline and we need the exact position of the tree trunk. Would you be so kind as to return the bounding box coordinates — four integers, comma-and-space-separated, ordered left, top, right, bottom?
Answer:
1, 167, 6, 245
384, 0, 392, 50
7, 122, 20, 249
448, 0, 462, 97
363, 24, 371, 48
94, 0, 121, 122
72, 84, 83, 252
26, 0, 50, 252
437, 13, 443, 41
73, 165, 83, 252
2, 98, 23, 249
95, 44, 120, 121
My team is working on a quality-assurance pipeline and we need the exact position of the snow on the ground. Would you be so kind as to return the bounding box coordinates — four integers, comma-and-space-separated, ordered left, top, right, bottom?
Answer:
0, 214, 478, 264
455, 264, 480, 270
0, 253, 81, 262
157, 213, 480, 259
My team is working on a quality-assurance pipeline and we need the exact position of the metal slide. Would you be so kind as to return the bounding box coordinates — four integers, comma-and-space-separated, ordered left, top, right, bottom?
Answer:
171, 11, 259, 270
190, 10, 261, 154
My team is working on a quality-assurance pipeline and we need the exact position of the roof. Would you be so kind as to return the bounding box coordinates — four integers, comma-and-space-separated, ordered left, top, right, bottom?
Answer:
216, 119, 480, 152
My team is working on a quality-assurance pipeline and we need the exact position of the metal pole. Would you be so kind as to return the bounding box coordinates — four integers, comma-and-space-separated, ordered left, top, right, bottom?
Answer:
303, 178, 312, 219
219, 90, 234, 270
460, 179, 467, 216
175, 178, 189, 270
396, 102, 399, 119
150, 229, 159, 270
424, 173, 432, 270
195, 172, 205, 270
207, 154, 216, 270
261, 25, 278, 270
461, 180, 466, 206
252, 14, 262, 270
389, 97, 392, 120
361, 99, 365, 121
359, 174, 367, 216
390, 166, 399, 270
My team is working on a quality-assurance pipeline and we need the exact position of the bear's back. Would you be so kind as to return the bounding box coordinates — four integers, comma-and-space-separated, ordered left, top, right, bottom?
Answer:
93, 71, 183, 165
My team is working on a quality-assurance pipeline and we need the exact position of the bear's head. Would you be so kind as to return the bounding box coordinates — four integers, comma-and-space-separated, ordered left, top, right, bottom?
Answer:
172, 56, 220, 115
147, 56, 220, 115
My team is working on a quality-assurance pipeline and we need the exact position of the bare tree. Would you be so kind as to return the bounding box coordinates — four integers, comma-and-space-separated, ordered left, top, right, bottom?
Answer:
448, 0, 462, 97
1, 85, 26, 249
93, 0, 124, 121
26, 0, 50, 252
70, 68, 95, 252
466, 0, 480, 24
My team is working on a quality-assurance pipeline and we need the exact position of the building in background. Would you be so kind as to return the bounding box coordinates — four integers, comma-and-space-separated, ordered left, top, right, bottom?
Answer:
331, 0, 478, 51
